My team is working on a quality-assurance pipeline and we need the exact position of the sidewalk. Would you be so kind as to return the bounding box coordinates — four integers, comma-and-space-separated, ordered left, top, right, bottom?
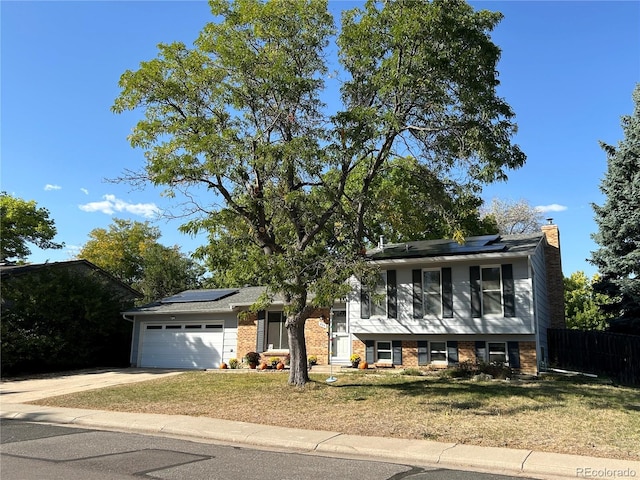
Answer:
2, 369, 639, 480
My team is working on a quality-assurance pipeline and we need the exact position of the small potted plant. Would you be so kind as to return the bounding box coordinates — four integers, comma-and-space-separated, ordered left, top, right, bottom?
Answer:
308, 355, 318, 366
228, 358, 239, 369
269, 356, 280, 368
244, 351, 261, 369
350, 353, 361, 368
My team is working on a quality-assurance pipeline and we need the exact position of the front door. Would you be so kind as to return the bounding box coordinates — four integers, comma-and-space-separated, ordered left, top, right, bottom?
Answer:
331, 310, 350, 363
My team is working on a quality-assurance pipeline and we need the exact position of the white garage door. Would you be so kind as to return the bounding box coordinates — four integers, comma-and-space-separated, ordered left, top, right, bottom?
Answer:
139, 322, 223, 369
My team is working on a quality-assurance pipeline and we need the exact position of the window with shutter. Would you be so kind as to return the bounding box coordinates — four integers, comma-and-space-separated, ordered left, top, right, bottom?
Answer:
470, 265, 515, 317
361, 272, 387, 318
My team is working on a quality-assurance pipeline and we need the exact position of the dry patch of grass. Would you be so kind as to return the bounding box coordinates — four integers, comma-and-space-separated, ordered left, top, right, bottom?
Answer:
34, 371, 640, 460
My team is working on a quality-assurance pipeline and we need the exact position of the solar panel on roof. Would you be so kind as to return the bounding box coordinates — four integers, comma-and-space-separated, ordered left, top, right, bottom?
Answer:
161, 289, 239, 304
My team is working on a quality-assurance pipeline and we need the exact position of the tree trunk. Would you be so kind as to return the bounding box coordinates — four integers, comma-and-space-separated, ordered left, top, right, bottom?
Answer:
287, 313, 309, 387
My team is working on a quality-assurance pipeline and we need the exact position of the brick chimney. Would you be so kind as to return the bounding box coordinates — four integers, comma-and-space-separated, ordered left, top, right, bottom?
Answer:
541, 220, 566, 328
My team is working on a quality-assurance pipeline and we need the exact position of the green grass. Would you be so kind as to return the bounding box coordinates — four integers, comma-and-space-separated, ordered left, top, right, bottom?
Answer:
34, 371, 640, 460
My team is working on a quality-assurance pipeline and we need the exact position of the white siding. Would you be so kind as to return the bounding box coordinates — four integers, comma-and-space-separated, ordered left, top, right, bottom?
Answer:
531, 240, 550, 366
349, 258, 535, 335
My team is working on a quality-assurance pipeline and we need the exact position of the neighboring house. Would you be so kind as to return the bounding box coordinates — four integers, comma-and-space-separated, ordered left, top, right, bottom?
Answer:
1, 259, 142, 375
125, 224, 564, 375
0, 259, 141, 304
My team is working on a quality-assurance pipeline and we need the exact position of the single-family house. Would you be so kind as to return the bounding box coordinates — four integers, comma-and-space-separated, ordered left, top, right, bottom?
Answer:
0, 259, 141, 304
125, 223, 564, 375
345, 223, 565, 374
1, 259, 142, 375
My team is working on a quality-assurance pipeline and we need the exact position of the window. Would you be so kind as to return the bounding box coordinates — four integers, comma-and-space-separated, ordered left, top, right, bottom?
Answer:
146, 325, 162, 330
185, 324, 202, 329
481, 267, 502, 315
423, 270, 441, 316
376, 341, 392, 363
363, 272, 387, 317
166, 325, 182, 330
430, 341, 447, 362
371, 272, 387, 317
488, 342, 507, 364
267, 312, 288, 350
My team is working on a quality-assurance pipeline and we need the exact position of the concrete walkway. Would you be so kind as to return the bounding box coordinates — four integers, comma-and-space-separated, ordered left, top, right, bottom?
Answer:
1, 368, 638, 480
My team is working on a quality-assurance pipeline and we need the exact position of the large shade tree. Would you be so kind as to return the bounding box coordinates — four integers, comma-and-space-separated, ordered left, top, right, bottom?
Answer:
590, 84, 640, 333
0, 192, 64, 263
78, 218, 203, 303
113, 0, 525, 386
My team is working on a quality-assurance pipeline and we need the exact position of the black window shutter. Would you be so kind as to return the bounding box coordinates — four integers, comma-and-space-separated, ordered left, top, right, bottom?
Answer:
442, 267, 453, 318
387, 270, 397, 319
365, 340, 375, 364
412, 269, 423, 319
502, 264, 515, 317
447, 340, 459, 365
507, 341, 520, 368
360, 281, 370, 319
256, 310, 265, 352
470, 266, 481, 318
417, 341, 428, 365
392, 340, 402, 365
475, 340, 486, 363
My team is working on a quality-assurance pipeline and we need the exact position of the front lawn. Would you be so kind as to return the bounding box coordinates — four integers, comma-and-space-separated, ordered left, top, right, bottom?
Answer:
34, 370, 640, 460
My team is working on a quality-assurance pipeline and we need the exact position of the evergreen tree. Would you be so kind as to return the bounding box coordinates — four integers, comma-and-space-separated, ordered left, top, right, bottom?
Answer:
590, 84, 640, 333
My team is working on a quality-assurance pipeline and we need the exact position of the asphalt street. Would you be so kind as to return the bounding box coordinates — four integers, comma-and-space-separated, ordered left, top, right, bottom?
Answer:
0, 420, 537, 480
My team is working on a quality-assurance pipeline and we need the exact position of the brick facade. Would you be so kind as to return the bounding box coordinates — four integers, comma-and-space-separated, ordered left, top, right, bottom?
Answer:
346, 338, 537, 374
458, 341, 476, 364
402, 341, 419, 367
518, 341, 537, 373
541, 223, 566, 329
236, 308, 332, 365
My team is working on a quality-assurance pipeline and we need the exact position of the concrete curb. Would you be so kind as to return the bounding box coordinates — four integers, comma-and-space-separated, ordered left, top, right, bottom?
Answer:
2, 402, 639, 480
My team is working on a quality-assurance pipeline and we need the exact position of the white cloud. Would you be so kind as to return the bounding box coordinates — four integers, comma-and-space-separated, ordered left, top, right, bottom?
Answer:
79, 194, 161, 219
44, 184, 62, 191
65, 244, 82, 258
80, 188, 89, 195
535, 204, 568, 213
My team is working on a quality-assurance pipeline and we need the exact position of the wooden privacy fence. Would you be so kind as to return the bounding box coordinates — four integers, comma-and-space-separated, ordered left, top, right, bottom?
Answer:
547, 328, 640, 386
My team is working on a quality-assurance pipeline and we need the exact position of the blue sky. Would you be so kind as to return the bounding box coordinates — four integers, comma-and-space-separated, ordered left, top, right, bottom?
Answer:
2, 1, 639, 278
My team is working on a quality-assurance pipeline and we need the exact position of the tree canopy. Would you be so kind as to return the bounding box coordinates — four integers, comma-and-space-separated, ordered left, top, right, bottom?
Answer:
590, 83, 640, 333
564, 271, 609, 331
0, 192, 64, 263
113, 0, 525, 386
481, 198, 543, 235
78, 218, 204, 303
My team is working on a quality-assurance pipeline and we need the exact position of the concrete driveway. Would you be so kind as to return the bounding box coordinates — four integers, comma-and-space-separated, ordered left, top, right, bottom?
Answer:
0, 368, 184, 403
